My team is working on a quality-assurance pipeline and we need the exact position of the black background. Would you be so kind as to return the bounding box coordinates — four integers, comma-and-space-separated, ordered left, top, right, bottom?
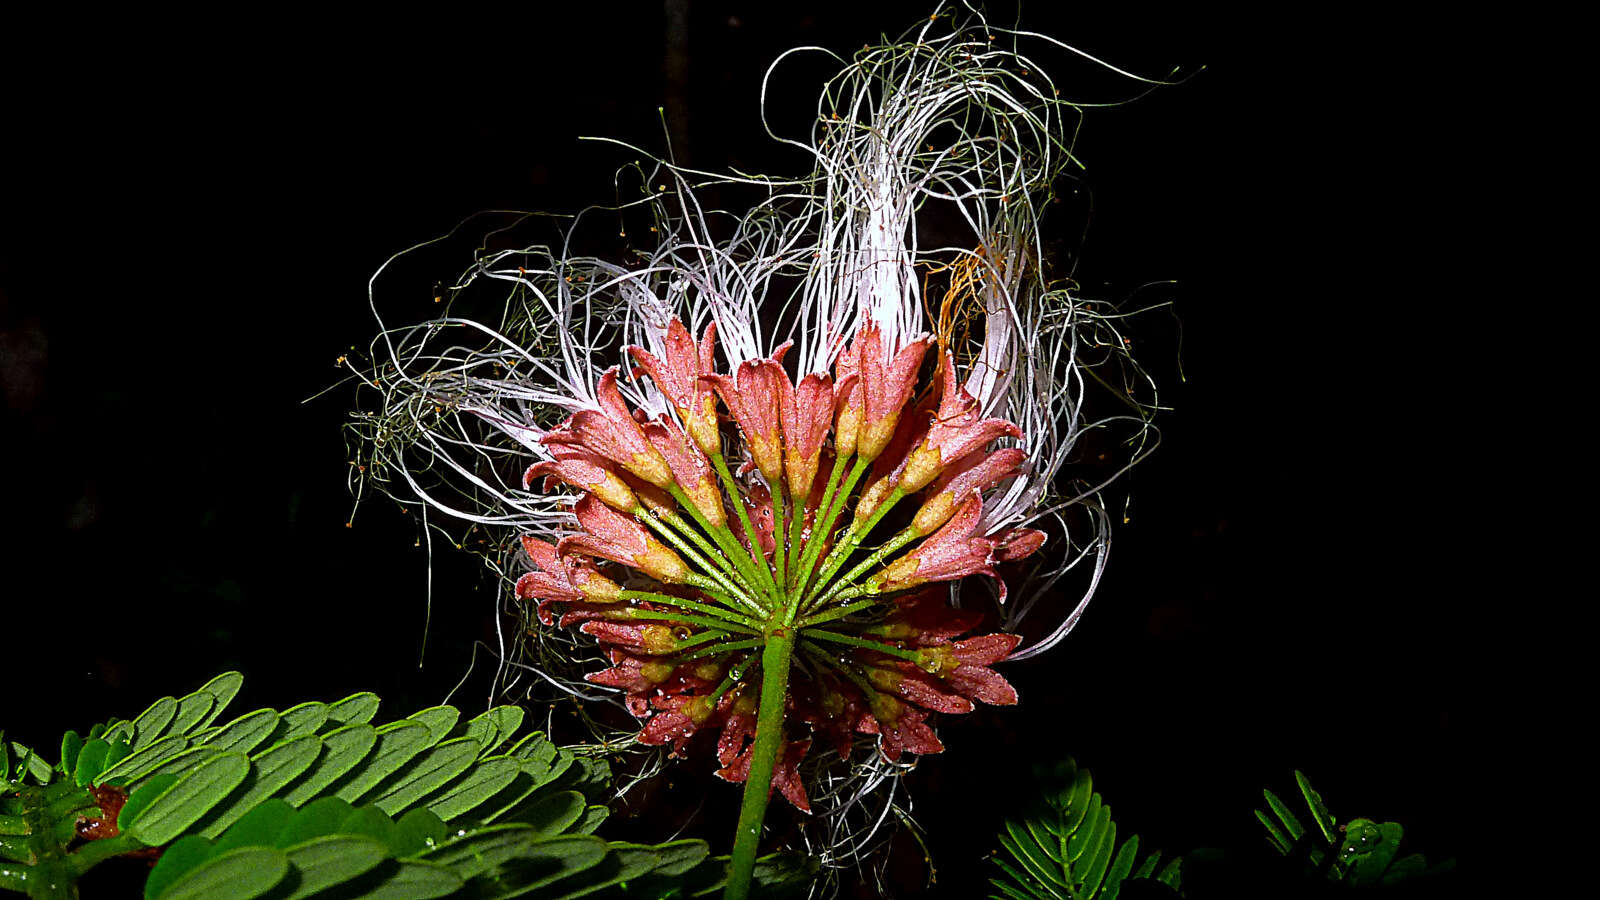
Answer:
3, 3, 1464, 896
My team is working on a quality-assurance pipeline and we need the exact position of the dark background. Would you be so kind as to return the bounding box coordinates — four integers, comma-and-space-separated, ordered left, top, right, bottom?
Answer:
3, 3, 1464, 895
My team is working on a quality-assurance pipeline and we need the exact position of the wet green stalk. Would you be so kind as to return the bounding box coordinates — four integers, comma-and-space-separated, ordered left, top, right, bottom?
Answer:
723, 629, 796, 900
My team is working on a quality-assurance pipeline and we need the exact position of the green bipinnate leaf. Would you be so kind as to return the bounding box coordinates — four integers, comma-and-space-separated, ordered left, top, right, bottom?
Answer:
370, 737, 481, 817
194, 671, 246, 729
282, 723, 377, 806
212, 798, 298, 854
131, 696, 180, 748
520, 790, 586, 837
333, 720, 434, 804
339, 805, 398, 848
97, 734, 190, 786
406, 706, 461, 745
280, 834, 392, 899
128, 751, 251, 845
169, 688, 216, 737
59, 730, 83, 776
1256, 771, 1448, 887
73, 738, 110, 786
324, 692, 382, 730
204, 709, 281, 756
422, 755, 520, 822
144, 834, 219, 900
274, 796, 356, 847
990, 759, 1177, 900
154, 845, 290, 900
344, 859, 464, 899
119, 773, 182, 833
197, 734, 322, 837
391, 807, 451, 857
272, 702, 330, 743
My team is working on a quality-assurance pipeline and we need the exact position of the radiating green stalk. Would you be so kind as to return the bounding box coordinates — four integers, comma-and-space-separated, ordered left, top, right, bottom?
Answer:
724, 630, 795, 900
640, 514, 758, 610
804, 526, 918, 615
710, 454, 782, 605
619, 590, 764, 631
680, 574, 767, 617
670, 479, 778, 610
802, 628, 925, 663
659, 505, 747, 582
795, 594, 878, 628
783, 490, 808, 592
804, 485, 908, 607
672, 629, 733, 652
788, 456, 870, 611
621, 609, 760, 635
770, 492, 789, 602
670, 637, 768, 665
663, 487, 763, 590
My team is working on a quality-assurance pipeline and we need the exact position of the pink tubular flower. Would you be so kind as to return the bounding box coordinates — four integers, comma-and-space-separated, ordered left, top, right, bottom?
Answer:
558, 494, 689, 583
641, 419, 727, 528
871, 493, 1046, 602
626, 318, 723, 458
524, 448, 640, 515
899, 354, 1023, 494
544, 368, 674, 489
848, 323, 932, 463
779, 372, 841, 503
702, 348, 792, 484
515, 536, 622, 624
910, 447, 1026, 535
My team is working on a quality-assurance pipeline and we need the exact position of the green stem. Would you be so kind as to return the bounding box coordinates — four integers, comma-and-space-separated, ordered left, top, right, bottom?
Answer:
788, 456, 869, 612
670, 638, 768, 665
803, 485, 907, 608
724, 629, 796, 900
663, 488, 762, 591
618, 591, 764, 631
794, 593, 878, 629
770, 491, 788, 605
783, 490, 808, 593
671, 480, 778, 611
711, 454, 782, 605
620, 609, 759, 636
641, 513, 758, 611
680, 575, 766, 618
802, 629, 924, 664
804, 527, 917, 615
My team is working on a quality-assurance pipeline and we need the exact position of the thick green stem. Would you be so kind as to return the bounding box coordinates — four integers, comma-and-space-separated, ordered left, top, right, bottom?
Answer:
723, 629, 796, 900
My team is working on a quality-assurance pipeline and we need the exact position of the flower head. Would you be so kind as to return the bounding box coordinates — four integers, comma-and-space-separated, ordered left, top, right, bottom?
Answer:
351, 10, 1163, 879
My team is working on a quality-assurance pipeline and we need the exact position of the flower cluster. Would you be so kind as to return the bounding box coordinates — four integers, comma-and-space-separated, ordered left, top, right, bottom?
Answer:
514, 317, 1040, 810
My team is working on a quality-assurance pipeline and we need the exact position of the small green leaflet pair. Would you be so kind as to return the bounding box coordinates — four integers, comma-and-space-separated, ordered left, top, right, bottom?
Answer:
989, 759, 1181, 900
1255, 771, 1454, 888
3, 672, 811, 900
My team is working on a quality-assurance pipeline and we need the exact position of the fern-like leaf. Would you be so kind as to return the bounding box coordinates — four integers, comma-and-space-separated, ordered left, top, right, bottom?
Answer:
989, 759, 1179, 900
1254, 770, 1454, 888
